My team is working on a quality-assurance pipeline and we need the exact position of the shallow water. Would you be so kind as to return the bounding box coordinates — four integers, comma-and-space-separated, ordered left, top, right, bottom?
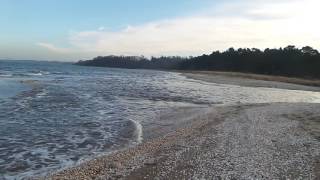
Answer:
0, 60, 320, 179
0, 79, 27, 99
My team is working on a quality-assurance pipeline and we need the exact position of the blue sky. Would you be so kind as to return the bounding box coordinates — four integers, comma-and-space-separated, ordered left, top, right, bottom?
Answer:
1, 1, 211, 45
1, 0, 320, 61
1, 0, 213, 36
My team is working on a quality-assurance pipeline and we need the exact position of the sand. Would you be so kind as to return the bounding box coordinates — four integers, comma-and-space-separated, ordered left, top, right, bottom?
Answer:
182, 71, 320, 91
42, 72, 320, 180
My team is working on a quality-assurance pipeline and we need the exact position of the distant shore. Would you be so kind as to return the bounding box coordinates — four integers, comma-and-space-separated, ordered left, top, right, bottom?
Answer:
45, 72, 320, 180
179, 70, 320, 91
76, 45, 320, 80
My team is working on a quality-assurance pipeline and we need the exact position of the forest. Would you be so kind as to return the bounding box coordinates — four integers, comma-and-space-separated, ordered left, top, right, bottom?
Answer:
76, 46, 320, 79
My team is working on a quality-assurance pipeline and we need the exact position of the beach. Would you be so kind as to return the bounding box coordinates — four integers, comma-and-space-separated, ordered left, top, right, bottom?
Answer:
45, 72, 320, 180
182, 71, 320, 91
3, 0, 320, 179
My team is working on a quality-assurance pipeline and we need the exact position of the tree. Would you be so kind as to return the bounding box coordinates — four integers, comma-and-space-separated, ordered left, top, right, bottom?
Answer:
77, 45, 320, 79
302, 46, 319, 56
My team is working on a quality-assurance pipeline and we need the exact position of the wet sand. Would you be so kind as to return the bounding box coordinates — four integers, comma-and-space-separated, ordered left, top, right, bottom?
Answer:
44, 73, 320, 180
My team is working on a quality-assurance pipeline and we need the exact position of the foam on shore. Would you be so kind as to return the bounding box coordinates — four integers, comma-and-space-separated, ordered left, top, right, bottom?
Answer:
130, 119, 143, 144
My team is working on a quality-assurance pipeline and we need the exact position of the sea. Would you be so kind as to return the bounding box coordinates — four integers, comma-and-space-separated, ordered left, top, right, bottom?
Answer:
1, 60, 320, 179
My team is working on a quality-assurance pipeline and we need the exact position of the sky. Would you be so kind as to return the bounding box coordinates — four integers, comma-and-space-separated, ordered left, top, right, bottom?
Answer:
1, 0, 320, 61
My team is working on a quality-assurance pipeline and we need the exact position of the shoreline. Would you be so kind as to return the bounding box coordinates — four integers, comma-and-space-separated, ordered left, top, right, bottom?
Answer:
44, 72, 320, 179
44, 105, 221, 179
41, 105, 212, 179
180, 70, 320, 91
46, 103, 320, 180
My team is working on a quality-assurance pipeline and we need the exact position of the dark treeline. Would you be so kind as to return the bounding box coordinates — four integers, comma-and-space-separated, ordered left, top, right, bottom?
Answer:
77, 45, 320, 79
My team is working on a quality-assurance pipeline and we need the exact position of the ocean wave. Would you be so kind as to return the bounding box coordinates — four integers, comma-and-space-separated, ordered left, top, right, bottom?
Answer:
35, 89, 48, 99
11, 71, 50, 77
27, 72, 43, 76
130, 119, 143, 143
0, 71, 13, 78
26, 70, 50, 76
0, 74, 13, 78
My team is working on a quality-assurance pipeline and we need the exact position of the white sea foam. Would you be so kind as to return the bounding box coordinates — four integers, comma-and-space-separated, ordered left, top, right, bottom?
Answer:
130, 119, 143, 143
0, 74, 13, 77
27, 72, 43, 76
36, 89, 48, 98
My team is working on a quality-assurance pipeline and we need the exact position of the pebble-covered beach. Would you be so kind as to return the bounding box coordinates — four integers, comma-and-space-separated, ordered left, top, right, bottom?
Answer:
45, 73, 320, 180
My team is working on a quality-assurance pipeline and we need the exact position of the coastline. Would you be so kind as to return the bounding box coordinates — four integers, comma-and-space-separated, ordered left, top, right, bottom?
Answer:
45, 72, 320, 179
180, 70, 320, 91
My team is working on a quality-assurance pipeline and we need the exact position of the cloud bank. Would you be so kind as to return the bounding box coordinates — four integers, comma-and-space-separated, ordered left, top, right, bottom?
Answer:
38, 0, 320, 58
